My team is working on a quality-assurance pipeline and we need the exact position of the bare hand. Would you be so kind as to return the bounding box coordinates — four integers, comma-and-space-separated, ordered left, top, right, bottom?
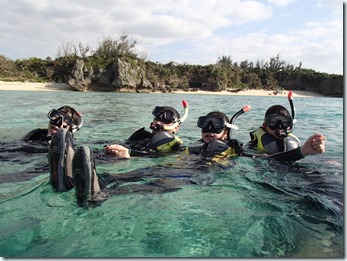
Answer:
301, 134, 326, 156
104, 144, 131, 159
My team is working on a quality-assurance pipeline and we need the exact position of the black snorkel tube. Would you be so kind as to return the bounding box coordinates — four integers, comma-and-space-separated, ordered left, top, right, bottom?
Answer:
227, 105, 250, 144
162, 100, 189, 131
287, 90, 297, 126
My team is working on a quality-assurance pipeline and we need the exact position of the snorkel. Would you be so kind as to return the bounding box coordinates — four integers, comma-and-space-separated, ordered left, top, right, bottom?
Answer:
227, 105, 250, 144
161, 100, 189, 131
71, 112, 83, 133
287, 90, 297, 126
269, 92, 295, 138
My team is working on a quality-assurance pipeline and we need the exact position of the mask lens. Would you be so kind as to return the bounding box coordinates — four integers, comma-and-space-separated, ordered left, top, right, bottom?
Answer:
47, 109, 73, 128
197, 116, 225, 133
202, 127, 225, 134
152, 107, 176, 124
266, 114, 292, 129
47, 109, 64, 121
63, 116, 73, 127
197, 116, 225, 129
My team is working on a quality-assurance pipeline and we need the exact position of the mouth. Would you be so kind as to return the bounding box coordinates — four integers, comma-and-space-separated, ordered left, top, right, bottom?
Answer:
204, 134, 215, 141
50, 126, 59, 132
150, 123, 164, 131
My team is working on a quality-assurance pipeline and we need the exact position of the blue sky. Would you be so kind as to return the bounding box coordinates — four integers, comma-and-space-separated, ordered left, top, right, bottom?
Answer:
0, 0, 343, 74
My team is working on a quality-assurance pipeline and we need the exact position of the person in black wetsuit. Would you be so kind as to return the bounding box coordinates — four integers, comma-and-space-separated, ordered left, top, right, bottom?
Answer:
21, 105, 83, 145
183, 111, 243, 162
246, 92, 326, 162
0, 106, 83, 186
104, 102, 188, 158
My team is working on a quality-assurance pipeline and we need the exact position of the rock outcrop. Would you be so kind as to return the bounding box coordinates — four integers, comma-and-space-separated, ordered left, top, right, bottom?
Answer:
67, 58, 343, 97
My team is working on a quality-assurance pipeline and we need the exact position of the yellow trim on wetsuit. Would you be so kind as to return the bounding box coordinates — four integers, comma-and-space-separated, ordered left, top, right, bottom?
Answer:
210, 146, 239, 163
151, 135, 183, 153
250, 127, 300, 153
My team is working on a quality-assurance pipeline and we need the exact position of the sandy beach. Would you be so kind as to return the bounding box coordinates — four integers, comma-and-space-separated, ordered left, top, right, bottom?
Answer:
0, 81, 325, 97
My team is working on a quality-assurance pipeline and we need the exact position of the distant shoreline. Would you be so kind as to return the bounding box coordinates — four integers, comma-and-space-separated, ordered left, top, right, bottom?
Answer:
0, 81, 326, 97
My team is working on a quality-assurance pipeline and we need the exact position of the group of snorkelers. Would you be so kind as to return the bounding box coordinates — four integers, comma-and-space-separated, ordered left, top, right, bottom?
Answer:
22, 92, 326, 207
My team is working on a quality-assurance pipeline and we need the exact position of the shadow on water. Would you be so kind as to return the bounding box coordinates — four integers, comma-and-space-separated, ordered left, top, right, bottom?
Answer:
0, 139, 344, 257
0, 136, 344, 257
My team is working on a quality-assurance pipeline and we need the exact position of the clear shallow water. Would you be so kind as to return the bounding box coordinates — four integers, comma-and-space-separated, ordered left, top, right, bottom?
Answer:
0, 90, 343, 257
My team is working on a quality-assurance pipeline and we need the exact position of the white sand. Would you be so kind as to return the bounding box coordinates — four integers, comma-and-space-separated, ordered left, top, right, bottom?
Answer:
0, 81, 325, 97
173, 89, 325, 97
0, 81, 73, 91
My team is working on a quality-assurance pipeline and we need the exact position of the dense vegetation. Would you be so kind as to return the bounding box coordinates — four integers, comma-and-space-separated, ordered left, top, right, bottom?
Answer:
0, 34, 343, 96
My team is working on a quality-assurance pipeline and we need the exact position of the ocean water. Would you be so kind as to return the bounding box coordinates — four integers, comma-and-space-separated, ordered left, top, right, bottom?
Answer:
0, 90, 343, 257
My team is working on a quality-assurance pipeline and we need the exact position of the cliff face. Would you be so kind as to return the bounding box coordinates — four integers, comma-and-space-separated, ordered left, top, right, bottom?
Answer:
278, 74, 343, 97
67, 58, 343, 97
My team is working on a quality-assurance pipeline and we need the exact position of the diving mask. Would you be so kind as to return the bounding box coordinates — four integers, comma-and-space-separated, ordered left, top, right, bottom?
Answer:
150, 101, 189, 131
197, 116, 237, 134
152, 106, 179, 124
47, 109, 74, 129
265, 113, 293, 130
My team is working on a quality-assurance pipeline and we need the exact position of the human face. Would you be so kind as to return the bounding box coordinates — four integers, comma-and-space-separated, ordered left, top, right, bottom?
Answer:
201, 129, 227, 144
263, 113, 293, 140
47, 109, 73, 136
152, 106, 178, 125
264, 124, 288, 140
265, 114, 293, 130
150, 119, 179, 134
197, 116, 226, 134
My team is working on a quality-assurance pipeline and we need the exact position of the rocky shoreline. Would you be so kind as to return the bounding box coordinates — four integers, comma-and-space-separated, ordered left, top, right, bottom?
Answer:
0, 81, 326, 97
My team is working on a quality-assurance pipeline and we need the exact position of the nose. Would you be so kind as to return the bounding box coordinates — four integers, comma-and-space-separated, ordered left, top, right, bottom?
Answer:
277, 120, 284, 129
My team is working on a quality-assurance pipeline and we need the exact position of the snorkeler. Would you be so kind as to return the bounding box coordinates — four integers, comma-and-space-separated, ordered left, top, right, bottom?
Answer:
104, 101, 188, 158
21, 105, 83, 145
246, 91, 326, 162
183, 106, 250, 161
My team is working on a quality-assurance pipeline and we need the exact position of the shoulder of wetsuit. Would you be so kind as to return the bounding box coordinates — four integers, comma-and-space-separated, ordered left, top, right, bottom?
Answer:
150, 131, 183, 153
184, 140, 205, 155
127, 127, 153, 142
201, 139, 231, 158
285, 134, 301, 150
20, 128, 49, 143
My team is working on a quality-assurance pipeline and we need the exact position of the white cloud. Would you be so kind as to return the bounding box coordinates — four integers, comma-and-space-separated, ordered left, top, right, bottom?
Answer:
267, 0, 296, 7
0, 0, 342, 74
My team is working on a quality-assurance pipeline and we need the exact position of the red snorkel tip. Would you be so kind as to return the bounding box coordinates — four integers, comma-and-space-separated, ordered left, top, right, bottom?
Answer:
288, 90, 293, 100
243, 105, 251, 113
182, 100, 188, 108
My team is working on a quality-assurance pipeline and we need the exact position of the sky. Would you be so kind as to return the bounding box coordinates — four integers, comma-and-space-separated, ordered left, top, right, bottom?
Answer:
0, 0, 343, 75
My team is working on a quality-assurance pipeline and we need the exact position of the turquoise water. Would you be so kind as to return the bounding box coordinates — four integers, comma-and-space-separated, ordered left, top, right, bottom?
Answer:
0, 90, 343, 257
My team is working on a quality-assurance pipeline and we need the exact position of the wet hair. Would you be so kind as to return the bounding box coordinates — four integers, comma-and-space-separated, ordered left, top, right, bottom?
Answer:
57, 105, 82, 127
206, 111, 229, 122
265, 105, 290, 118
